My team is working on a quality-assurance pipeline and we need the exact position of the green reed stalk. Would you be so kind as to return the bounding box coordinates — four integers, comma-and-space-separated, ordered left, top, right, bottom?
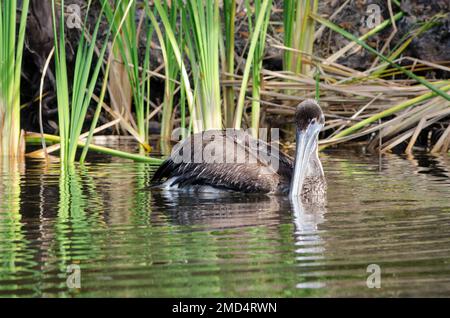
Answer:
102, 0, 152, 152
233, 0, 271, 129
143, 3, 153, 144
223, 0, 236, 128
51, 0, 120, 164
160, 1, 180, 149
0, 0, 29, 158
180, 74, 187, 138
245, 0, 272, 137
315, 69, 320, 101
26, 133, 163, 164
283, 0, 318, 75
178, 10, 187, 139
80, 0, 138, 164
149, 0, 199, 133
79, 55, 112, 164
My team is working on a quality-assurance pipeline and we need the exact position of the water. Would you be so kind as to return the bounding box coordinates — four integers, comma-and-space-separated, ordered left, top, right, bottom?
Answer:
1, 142, 450, 297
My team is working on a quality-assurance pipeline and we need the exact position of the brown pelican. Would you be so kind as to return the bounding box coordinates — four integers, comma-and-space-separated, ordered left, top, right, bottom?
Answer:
151, 99, 326, 199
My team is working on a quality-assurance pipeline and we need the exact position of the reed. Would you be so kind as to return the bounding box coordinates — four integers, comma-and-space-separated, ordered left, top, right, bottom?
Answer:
51, 0, 115, 164
26, 132, 163, 164
149, 0, 272, 134
149, 0, 198, 134
102, 0, 152, 152
160, 1, 180, 150
181, 0, 222, 130
233, 0, 271, 129
13, 0, 450, 157
223, 0, 236, 128
245, 0, 272, 137
0, 0, 29, 158
283, 0, 318, 75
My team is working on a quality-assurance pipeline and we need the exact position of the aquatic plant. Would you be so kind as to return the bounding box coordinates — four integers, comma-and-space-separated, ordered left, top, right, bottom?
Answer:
3, 0, 447, 157
51, 0, 113, 164
0, 0, 29, 158
244, 0, 272, 137
283, 0, 318, 75
223, 0, 237, 128
233, 0, 272, 129
152, 0, 272, 135
181, 0, 223, 131
159, 0, 180, 151
149, 0, 198, 136
26, 132, 163, 164
102, 0, 153, 153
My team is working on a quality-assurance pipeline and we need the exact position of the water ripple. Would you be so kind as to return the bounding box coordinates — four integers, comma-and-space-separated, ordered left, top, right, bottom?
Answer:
1, 148, 450, 297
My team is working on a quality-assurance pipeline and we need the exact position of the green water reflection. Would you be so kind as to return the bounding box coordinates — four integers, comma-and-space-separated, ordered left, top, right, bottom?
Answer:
1, 148, 450, 297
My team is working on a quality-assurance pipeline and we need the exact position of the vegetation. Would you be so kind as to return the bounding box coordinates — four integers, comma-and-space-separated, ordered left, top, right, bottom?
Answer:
102, 0, 153, 152
283, 0, 317, 75
50, 0, 112, 164
0, 0, 29, 159
0, 0, 449, 166
242, 0, 272, 137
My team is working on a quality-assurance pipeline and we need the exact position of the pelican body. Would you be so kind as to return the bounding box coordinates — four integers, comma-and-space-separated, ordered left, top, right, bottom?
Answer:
152, 99, 326, 198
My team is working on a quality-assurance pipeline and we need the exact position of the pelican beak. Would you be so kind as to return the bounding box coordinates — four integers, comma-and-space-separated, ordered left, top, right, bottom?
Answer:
289, 120, 323, 198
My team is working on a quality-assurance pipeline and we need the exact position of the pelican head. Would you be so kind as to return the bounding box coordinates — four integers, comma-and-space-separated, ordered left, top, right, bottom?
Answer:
289, 99, 325, 198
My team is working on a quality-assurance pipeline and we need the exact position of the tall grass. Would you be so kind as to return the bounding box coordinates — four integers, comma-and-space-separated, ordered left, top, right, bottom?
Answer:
233, 0, 271, 129
160, 1, 180, 150
0, 0, 29, 158
149, 0, 198, 134
16, 0, 450, 158
244, 0, 272, 137
182, 0, 222, 131
102, 0, 152, 152
312, 13, 450, 101
151, 0, 272, 133
223, 0, 236, 128
51, 0, 126, 164
283, 0, 318, 75
150, 0, 233, 134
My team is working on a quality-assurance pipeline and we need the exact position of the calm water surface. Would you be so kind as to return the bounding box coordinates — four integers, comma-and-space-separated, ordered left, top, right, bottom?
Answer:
1, 143, 450, 297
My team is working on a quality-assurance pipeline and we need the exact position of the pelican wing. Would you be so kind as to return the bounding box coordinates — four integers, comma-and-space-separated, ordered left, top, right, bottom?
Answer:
152, 130, 293, 193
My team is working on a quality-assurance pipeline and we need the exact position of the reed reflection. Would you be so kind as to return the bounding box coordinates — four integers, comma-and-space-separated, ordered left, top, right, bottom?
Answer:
0, 159, 27, 292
